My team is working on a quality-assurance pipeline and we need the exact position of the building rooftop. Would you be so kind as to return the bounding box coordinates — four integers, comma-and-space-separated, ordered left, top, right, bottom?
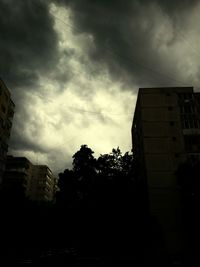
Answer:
138, 87, 194, 94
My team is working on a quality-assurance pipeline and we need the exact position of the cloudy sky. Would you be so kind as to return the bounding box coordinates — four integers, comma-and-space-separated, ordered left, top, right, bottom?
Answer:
1, 0, 200, 174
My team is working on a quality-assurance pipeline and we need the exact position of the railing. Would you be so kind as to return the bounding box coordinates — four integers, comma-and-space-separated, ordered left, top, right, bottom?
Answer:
183, 129, 200, 135
8, 109, 14, 118
9, 99, 15, 109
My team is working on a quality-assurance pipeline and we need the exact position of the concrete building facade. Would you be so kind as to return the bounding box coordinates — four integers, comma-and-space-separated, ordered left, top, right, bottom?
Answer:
3, 156, 33, 198
0, 79, 15, 183
29, 165, 59, 202
132, 87, 200, 255
3, 156, 58, 202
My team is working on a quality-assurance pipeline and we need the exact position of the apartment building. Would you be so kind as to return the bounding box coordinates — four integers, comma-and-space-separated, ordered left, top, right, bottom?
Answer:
28, 165, 59, 202
2, 156, 33, 199
3, 156, 58, 202
131, 87, 200, 255
0, 79, 15, 183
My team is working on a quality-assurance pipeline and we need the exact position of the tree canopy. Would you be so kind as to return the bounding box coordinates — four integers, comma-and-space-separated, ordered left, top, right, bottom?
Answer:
57, 145, 134, 209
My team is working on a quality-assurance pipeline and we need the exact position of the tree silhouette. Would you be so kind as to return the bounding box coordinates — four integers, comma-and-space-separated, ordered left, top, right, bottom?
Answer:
72, 145, 97, 205
57, 145, 135, 210
57, 145, 97, 208
56, 169, 78, 208
94, 147, 134, 210
72, 145, 96, 174
97, 147, 123, 177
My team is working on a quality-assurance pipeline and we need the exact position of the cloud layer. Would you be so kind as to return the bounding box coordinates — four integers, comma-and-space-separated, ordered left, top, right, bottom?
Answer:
1, 0, 200, 174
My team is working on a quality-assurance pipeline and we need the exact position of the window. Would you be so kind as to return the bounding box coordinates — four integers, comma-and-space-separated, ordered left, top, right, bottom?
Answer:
185, 119, 189, 128
184, 136, 194, 151
191, 106, 195, 113
181, 114, 200, 129
170, 121, 175, 126
180, 106, 184, 113
8, 109, 14, 118
1, 105, 6, 113
45, 187, 50, 192
184, 93, 193, 100
0, 117, 3, 128
168, 106, 173, 111
181, 115, 189, 129
172, 136, 177, 141
47, 168, 52, 175
193, 119, 199, 129
4, 93, 8, 102
184, 105, 192, 113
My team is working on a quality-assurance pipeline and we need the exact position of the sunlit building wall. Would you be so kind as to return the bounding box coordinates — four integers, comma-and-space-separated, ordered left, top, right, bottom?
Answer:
29, 165, 59, 202
3, 156, 59, 202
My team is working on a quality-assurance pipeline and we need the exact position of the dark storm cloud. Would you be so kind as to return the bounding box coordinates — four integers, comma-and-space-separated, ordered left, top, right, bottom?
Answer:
8, 99, 48, 154
0, 0, 62, 161
1, 0, 199, 171
0, 0, 58, 88
9, 132, 48, 154
54, 0, 199, 87
153, 0, 199, 13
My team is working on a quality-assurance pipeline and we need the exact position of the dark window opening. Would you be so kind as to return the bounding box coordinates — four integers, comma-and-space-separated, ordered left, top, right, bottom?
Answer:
180, 106, 184, 113
1, 105, 6, 113
0, 118, 3, 128
4, 93, 8, 102
184, 105, 192, 113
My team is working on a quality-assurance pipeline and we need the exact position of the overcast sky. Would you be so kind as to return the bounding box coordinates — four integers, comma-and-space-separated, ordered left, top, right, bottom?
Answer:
1, 0, 200, 174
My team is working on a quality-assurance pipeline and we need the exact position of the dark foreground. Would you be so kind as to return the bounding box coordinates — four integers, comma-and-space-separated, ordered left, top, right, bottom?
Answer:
1, 202, 200, 265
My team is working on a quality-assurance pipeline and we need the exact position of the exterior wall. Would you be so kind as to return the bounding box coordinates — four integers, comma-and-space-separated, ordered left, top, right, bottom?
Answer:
29, 165, 58, 202
3, 156, 33, 197
0, 79, 15, 183
132, 87, 196, 255
3, 156, 58, 202
179, 92, 200, 160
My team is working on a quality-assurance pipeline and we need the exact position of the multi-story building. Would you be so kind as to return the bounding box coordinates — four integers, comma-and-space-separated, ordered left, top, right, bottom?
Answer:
28, 165, 59, 202
0, 79, 15, 183
131, 87, 200, 255
3, 156, 58, 202
2, 156, 33, 199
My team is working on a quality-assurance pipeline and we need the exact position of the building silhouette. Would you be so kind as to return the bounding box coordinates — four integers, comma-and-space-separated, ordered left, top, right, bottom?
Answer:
3, 156, 58, 202
132, 87, 200, 256
0, 79, 15, 184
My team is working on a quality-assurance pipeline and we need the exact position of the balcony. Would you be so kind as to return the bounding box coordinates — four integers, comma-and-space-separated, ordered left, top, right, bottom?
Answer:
8, 109, 14, 119
9, 100, 15, 110
6, 118, 12, 129
1, 142, 8, 151
183, 129, 200, 135
6, 167, 29, 174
